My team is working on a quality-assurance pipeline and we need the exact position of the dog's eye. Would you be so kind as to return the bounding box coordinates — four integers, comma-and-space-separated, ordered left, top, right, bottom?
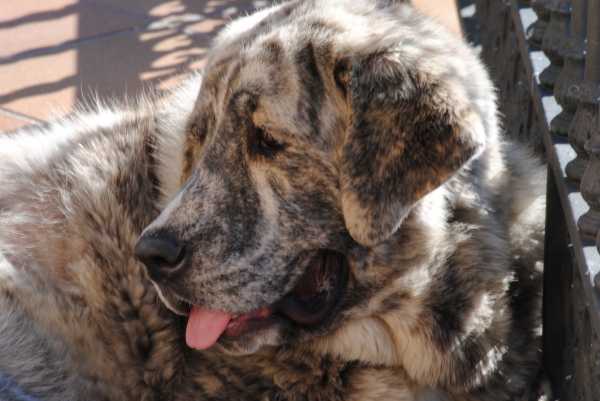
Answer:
246, 126, 285, 157
257, 128, 283, 152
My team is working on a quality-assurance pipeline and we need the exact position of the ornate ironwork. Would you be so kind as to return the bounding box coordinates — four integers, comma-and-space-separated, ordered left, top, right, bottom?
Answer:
470, 0, 543, 151
579, 133, 600, 237
551, 0, 586, 139
539, 0, 571, 90
575, 0, 600, 235
465, 0, 600, 397
565, 0, 600, 182
527, 0, 551, 47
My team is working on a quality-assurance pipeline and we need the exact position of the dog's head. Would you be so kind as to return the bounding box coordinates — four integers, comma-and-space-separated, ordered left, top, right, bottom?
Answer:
135, 0, 488, 355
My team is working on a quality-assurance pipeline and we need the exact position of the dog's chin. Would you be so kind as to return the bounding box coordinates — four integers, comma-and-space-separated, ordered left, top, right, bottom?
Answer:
152, 250, 348, 354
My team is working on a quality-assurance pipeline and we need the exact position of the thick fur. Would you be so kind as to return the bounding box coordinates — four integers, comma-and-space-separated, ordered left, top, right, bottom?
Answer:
0, 1, 546, 400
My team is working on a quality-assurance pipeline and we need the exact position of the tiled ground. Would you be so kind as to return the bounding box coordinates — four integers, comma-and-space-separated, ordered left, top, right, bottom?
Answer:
0, 0, 462, 133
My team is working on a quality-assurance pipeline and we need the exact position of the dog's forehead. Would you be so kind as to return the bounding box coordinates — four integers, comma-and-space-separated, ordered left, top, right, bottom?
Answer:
201, 37, 336, 134
203, 1, 349, 88
206, 34, 313, 90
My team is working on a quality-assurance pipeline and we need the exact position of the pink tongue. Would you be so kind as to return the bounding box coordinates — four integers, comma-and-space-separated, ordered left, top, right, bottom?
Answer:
186, 306, 233, 350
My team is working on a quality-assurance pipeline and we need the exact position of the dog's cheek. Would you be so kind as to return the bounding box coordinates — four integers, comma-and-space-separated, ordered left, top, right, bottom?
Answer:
276, 155, 346, 240
182, 103, 216, 184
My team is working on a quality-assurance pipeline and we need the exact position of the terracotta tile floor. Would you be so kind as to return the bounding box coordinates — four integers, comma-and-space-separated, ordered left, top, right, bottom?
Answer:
0, 0, 462, 133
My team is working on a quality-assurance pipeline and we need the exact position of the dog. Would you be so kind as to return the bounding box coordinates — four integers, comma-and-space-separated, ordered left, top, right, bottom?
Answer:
0, 0, 547, 399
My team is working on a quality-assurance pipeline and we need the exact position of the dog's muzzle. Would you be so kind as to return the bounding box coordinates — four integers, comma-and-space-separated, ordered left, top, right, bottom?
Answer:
134, 228, 349, 351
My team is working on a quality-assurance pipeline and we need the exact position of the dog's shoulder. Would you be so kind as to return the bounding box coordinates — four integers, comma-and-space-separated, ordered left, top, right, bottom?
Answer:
0, 80, 201, 400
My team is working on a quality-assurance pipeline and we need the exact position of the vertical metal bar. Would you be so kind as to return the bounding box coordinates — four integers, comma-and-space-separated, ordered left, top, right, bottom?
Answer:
579, 133, 600, 234
575, 0, 600, 237
540, 0, 572, 90
551, 0, 587, 138
543, 164, 567, 398
596, 99, 600, 292
597, 100, 600, 255
566, 0, 600, 182
527, 0, 551, 47
585, 0, 600, 77
594, 99, 600, 286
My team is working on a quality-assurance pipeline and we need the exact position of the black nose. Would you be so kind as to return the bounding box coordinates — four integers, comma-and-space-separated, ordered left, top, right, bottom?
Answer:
134, 229, 186, 282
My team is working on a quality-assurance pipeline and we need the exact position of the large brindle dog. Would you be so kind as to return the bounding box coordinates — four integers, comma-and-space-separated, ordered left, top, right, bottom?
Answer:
0, 0, 547, 399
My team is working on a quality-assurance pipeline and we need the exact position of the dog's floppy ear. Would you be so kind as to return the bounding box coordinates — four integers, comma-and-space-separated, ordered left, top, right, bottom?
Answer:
338, 54, 486, 246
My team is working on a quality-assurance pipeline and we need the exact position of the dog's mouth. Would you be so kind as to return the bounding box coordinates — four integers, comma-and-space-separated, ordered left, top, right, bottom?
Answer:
166, 251, 348, 350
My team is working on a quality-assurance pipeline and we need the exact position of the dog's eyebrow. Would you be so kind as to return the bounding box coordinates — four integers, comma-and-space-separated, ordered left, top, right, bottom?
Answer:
295, 42, 325, 139
225, 90, 263, 131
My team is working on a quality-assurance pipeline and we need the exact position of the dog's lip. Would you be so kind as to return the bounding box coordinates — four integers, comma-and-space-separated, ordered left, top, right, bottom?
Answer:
221, 306, 281, 341
277, 250, 348, 325
224, 251, 348, 343
167, 297, 192, 316
161, 251, 349, 345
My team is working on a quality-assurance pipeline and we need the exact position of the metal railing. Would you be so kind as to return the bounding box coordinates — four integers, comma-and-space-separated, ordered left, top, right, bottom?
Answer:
460, 0, 600, 398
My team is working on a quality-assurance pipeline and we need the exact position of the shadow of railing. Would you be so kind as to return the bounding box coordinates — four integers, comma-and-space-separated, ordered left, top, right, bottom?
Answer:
0, 0, 274, 126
